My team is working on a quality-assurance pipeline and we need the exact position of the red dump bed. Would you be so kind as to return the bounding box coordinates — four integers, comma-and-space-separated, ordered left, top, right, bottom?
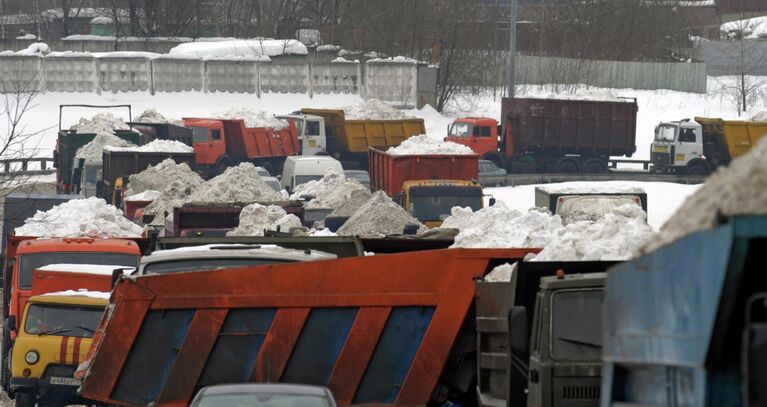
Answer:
368, 147, 479, 196
78, 248, 535, 406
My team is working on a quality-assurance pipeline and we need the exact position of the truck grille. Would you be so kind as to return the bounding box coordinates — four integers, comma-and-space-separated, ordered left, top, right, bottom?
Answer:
651, 152, 670, 165
562, 384, 600, 401
42, 364, 77, 380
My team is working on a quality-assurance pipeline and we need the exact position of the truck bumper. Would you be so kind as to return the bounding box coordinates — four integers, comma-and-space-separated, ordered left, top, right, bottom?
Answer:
11, 376, 81, 393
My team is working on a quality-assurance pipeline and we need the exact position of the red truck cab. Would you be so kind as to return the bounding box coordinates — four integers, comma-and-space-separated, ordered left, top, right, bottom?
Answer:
445, 117, 500, 158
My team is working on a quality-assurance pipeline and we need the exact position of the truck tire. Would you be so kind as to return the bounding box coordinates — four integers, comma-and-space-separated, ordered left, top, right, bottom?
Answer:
15, 392, 35, 407
685, 161, 710, 176
554, 158, 579, 174
582, 158, 607, 174
481, 152, 505, 170
214, 158, 231, 177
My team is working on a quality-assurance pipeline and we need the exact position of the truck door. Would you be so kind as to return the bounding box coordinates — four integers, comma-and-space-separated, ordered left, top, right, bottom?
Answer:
301, 118, 326, 156
674, 127, 702, 167
189, 125, 225, 166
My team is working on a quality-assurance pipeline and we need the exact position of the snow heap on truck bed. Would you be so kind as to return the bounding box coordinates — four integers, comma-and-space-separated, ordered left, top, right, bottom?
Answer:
187, 163, 282, 204
70, 112, 130, 134
289, 170, 370, 210
15, 197, 143, 238
536, 183, 645, 194
643, 135, 767, 254
342, 99, 415, 121
105, 139, 193, 153
227, 203, 302, 236
134, 108, 181, 125
337, 191, 425, 238
75, 132, 136, 162
213, 107, 287, 129
387, 134, 475, 156
126, 159, 202, 197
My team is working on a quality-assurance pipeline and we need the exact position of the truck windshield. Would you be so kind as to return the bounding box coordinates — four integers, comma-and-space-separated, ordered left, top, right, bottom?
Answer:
550, 289, 603, 361
189, 126, 210, 143
142, 258, 292, 275
448, 123, 473, 137
409, 187, 483, 221
24, 303, 104, 338
84, 165, 100, 183
18, 253, 138, 290
654, 125, 677, 142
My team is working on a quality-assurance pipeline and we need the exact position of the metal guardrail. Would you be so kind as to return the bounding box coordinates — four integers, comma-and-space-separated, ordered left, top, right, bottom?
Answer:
501, 172, 706, 186
0, 157, 55, 176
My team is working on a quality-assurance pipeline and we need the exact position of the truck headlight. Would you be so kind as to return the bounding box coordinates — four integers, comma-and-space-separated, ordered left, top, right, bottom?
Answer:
25, 351, 39, 365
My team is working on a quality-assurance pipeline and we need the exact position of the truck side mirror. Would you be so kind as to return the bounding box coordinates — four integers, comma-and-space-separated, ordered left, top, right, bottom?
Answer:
489, 197, 496, 206
6, 315, 16, 332
508, 306, 528, 355
111, 268, 125, 288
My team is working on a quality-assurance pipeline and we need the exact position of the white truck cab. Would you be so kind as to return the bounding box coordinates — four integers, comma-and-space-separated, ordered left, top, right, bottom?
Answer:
651, 119, 708, 175
281, 156, 343, 193
277, 114, 327, 156
72, 158, 102, 198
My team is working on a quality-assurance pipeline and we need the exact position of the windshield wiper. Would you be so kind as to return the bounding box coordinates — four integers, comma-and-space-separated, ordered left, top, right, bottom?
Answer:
37, 328, 72, 336
76, 325, 95, 333
558, 337, 601, 348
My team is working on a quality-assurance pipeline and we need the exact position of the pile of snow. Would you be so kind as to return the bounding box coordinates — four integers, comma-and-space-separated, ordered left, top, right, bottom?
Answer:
124, 190, 162, 202
751, 111, 767, 122
105, 139, 193, 153
14, 42, 50, 55
213, 107, 287, 129
168, 39, 308, 59
367, 56, 418, 64
721, 16, 767, 39
337, 191, 425, 237
557, 196, 642, 224
644, 136, 767, 253
536, 183, 645, 194
330, 189, 374, 217
485, 263, 517, 282
16, 33, 38, 40
126, 159, 202, 196
227, 203, 302, 236
75, 132, 136, 161
43, 289, 111, 300
134, 108, 176, 124
70, 112, 130, 134
342, 99, 415, 121
443, 202, 563, 248
90, 16, 113, 24
142, 179, 201, 220
187, 163, 282, 204
387, 134, 475, 156
15, 197, 143, 238
289, 170, 369, 210
534, 204, 654, 261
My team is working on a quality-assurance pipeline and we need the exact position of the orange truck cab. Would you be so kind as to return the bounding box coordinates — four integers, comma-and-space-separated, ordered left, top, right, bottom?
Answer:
183, 117, 300, 177
445, 117, 500, 158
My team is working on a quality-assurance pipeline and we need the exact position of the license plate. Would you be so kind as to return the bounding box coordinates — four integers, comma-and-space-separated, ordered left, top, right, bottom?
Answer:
308, 139, 316, 147
49, 376, 81, 386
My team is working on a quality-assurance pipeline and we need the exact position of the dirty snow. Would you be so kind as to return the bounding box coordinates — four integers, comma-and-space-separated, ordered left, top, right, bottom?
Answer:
13, 42, 50, 55
124, 190, 162, 202
70, 112, 130, 134
187, 163, 282, 204
134, 108, 179, 124
213, 107, 288, 129
105, 139, 193, 153
330, 189, 373, 217
41, 289, 111, 300
644, 136, 767, 253
15, 197, 143, 238
169, 39, 308, 58
751, 111, 767, 122
289, 169, 369, 210
557, 196, 642, 224
337, 191, 425, 237
342, 99, 415, 120
387, 134, 475, 156
126, 158, 203, 197
485, 262, 517, 282
227, 203, 302, 236
76, 132, 137, 161
37, 263, 135, 275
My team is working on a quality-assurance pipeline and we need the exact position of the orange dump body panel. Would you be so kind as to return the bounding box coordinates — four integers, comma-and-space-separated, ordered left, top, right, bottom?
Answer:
79, 248, 536, 406
30, 269, 113, 297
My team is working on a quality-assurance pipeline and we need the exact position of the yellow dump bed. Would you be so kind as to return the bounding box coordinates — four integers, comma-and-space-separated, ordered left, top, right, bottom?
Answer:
301, 108, 425, 153
696, 117, 767, 159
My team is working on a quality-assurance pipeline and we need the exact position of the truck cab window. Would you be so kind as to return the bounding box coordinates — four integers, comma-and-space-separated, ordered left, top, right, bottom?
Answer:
190, 127, 209, 143
481, 126, 491, 137
212, 129, 221, 140
306, 121, 320, 136
473, 126, 482, 136
679, 129, 696, 143
449, 123, 472, 137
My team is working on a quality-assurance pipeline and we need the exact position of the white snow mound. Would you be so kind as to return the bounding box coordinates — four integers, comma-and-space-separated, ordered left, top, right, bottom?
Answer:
227, 203, 302, 236
337, 191, 425, 237
124, 190, 162, 202
76, 132, 136, 161
213, 107, 288, 129
342, 99, 415, 121
15, 197, 143, 238
169, 39, 308, 58
187, 163, 283, 204
485, 263, 517, 282
70, 112, 130, 134
387, 134, 475, 156
289, 169, 370, 211
106, 139, 193, 153
126, 159, 203, 197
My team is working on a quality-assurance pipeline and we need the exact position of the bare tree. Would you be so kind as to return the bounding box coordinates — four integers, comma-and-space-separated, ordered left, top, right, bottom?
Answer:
718, 15, 767, 114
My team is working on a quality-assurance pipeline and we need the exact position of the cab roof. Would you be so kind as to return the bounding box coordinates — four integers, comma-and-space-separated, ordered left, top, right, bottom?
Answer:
17, 238, 140, 255
28, 292, 109, 307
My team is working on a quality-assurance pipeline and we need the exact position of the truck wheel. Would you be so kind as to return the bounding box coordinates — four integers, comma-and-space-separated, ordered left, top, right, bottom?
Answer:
582, 159, 607, 174
482, 153, 504, 170
214, 159, 230, 176
555, 158, 579, 174
685, 162, 710, 176
15, 392, 35, 407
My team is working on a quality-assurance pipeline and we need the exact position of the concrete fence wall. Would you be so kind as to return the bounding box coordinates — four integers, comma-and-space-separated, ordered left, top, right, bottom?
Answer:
0, 54, 427, 107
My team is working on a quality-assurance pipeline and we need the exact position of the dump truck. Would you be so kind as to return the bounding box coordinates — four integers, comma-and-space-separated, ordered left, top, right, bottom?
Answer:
75, 248, 535, 406
99, 149, 196, 207
154, 236, 364, 258
279, 109, 426, 169
651, 117, 767, 175
183, 117, 300, 177
534, 186, 648, 223
160, 202, 306, 237
445, 98, 638, 173
368, 146, 486, 227
601, 215, 767, 406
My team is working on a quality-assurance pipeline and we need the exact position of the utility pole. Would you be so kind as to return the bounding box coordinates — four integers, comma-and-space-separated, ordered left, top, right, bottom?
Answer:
507, 0, 518, 98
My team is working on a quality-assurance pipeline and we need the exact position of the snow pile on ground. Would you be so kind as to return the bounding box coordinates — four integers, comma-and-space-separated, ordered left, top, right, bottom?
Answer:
387, 134, 475, 156
142, 179, 201, 219
15, 197, 143, 238
106, 139, 193, 153
213, 107, 287, 129
536, 183, 645, 194
290, 170, 369, 210
443, 202, 564, 248
337, 191, 425, 237
343, 99, 415, 120
126, 159, 203, 196
535, 204, 654, 261
187, 163, 282, 204
169, 39, 307, 59
644, 136, 767, 253
75, 132, 136, 161
330, 189, 373, 217
70, 112, 130, 134
227, 203, 302, 236
485, 263, 517, 282
720, 15, 767, 39
124, 190, 161, 202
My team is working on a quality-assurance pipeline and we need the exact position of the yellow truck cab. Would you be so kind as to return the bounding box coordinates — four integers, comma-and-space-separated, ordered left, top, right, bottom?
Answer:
9, 292, 108, 407
399, 179, 487, 228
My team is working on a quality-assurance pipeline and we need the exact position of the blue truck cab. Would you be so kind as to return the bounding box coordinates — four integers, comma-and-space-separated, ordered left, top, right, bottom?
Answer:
601, 216, 767, 407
